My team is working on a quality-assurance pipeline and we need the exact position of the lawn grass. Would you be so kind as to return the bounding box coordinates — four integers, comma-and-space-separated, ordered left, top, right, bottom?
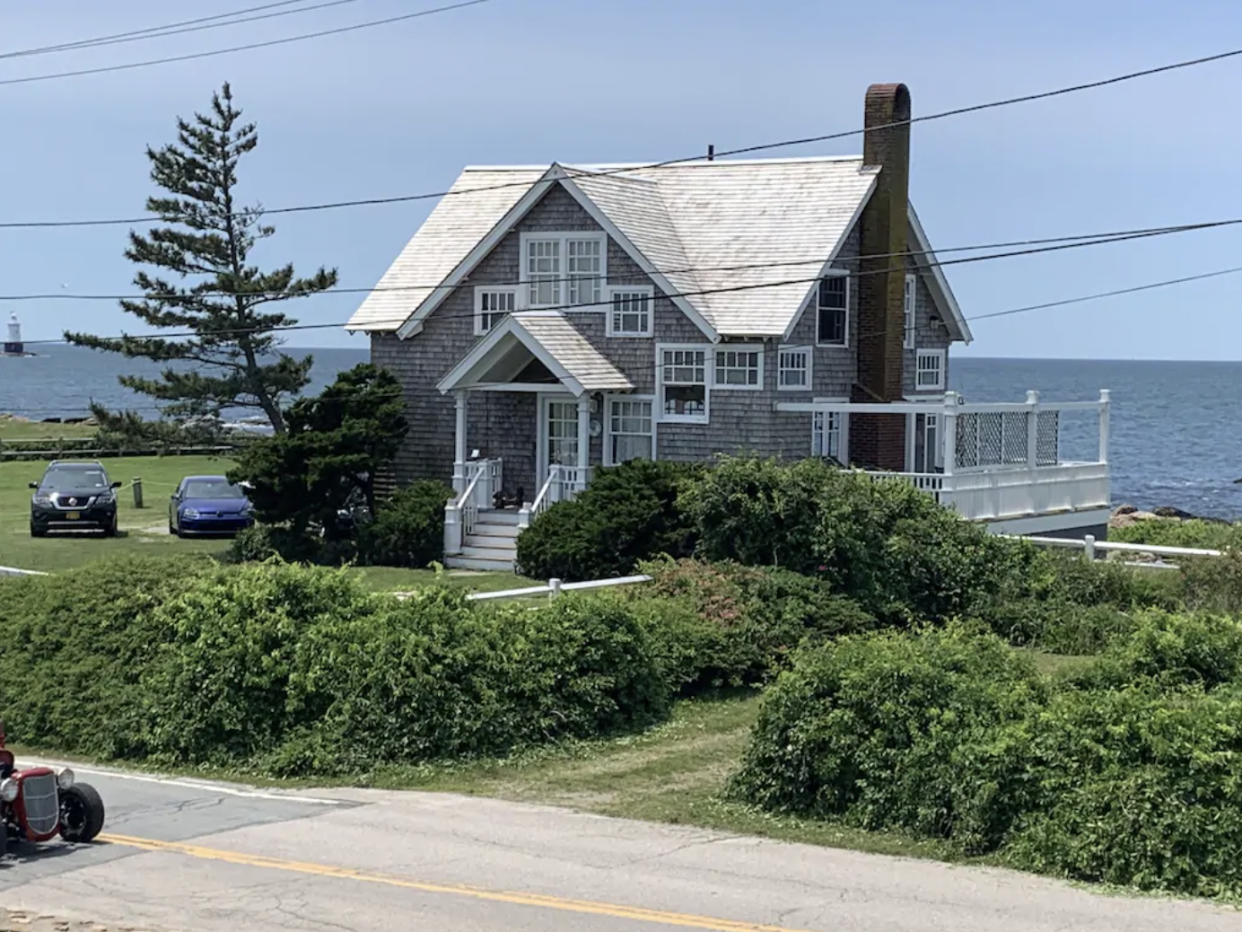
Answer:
0, 451, 534, 592
0, 416, 97, 442
0, 453, 237, 572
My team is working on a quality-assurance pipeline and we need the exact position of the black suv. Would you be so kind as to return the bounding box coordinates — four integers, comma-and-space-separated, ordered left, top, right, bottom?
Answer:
29, 460, 122, 537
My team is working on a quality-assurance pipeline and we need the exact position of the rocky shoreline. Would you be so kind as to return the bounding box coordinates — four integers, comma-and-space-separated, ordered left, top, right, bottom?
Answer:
1109, 503, 1232, 530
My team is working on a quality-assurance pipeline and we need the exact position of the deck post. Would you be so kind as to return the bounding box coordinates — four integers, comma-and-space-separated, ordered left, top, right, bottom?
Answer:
452, 392, 468, 494
576, 395, 591, 494
1025, 390, 1040, 470
1097, 389, 1111, 465
941, 391, 958, 477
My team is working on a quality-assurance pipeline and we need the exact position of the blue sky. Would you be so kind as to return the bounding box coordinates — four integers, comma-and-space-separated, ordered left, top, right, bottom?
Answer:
2, 0, 1240, 358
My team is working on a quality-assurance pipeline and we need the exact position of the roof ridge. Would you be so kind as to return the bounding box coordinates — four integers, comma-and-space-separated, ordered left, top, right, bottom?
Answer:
461, 154, 866, 172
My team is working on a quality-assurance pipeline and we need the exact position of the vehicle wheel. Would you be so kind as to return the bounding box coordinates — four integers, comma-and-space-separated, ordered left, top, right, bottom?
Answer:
29, 523, 45, 538
102, 516, 117, 538
59, 782, 105, 843
0, 822, 7, 859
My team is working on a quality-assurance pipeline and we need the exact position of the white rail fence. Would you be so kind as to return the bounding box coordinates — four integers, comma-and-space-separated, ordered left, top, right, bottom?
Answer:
394, 574, 652, 602
1002, 534, 1223, 569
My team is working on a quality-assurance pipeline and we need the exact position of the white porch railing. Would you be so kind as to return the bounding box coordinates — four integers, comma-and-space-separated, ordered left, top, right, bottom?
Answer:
518, 464, 591, 529
444, 458, 503, 555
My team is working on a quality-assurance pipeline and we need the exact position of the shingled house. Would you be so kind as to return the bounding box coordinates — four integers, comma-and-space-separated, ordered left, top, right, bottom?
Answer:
347, 82, 1112, 570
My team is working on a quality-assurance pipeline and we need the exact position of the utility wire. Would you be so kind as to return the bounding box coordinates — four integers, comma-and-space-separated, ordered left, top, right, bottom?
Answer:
11, 263, 1241, 421
0, 0, 496, 88
1, 1, 312, 59
0, 219, 1227, 304
3, 43, 1240, 227
0, 0, 372, 60
13, 231, 1237, 346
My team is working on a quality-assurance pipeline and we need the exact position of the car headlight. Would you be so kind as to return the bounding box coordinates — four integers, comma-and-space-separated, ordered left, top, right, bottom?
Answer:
32, 494, 52, 506
96, 491, 115, 504
181, 508, 199, 519
0, 778, 17, 803
57, 768, 74, 790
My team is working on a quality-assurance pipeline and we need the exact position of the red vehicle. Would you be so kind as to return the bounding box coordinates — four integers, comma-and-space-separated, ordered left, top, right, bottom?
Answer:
0, 720, 105, 858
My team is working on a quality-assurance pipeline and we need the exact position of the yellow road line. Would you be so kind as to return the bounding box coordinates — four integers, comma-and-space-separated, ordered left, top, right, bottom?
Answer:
100, 832, 818, 932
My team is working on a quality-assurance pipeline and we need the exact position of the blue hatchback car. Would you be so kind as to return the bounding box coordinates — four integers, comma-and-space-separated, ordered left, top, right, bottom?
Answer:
168, 475, 254, 537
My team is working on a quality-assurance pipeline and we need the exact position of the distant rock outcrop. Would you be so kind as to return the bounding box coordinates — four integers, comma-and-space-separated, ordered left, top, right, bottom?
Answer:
1109, 503, 1229, 529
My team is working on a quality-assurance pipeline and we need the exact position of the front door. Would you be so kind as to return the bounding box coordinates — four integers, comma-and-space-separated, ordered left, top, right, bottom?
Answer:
538, 395, 579, 490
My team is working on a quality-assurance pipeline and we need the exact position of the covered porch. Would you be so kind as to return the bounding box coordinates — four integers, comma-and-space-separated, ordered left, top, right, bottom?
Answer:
776, 389, 1113, 531
436, 311, 633, 558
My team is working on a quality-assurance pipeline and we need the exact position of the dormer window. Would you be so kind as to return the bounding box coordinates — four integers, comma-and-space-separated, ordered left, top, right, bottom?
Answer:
521, 232, 607, 309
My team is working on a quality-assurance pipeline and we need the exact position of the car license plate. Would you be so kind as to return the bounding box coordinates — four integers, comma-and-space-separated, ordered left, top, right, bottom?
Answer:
66, 511, 80, 520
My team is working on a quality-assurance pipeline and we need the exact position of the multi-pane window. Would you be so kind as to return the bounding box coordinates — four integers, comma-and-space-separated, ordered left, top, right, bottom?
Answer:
777, 346, 811, 390
812, 411, 843, 461
903, 274, 916, 349
474, 287, 516, 335
567, 238, 603, 305
659, 347, 707, 420
916, 349, 946, 390
714, 348, 762, 388
608, 288, 652, 336
607, 398, 653, 464
525, 238, 561, 307
816, 274, 849, 346
523, 233, 607, 308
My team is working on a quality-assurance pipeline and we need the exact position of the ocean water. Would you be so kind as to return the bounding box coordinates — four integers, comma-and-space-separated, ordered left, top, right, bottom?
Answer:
0, 346, 1235, 519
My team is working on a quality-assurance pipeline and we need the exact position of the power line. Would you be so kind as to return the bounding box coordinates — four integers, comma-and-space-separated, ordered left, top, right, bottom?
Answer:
3, 43, 1240, 228
0, 0, 496, 88
0, 0, 372, 60
1, 219, 1231, 304
15, 231, 1239, 346
1, 1, 312, 59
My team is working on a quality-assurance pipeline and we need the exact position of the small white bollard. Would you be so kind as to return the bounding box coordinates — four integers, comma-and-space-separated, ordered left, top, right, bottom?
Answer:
1083, 534, 1096, 561
548, 578, 563, 599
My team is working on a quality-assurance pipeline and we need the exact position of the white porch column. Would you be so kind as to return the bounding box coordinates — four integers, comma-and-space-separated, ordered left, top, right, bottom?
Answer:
941, 391, 958, 477
452, 392, 468, 494
1098, 388, 1111, 464
1025, 390, 1040, 470
576, 395, 591, 491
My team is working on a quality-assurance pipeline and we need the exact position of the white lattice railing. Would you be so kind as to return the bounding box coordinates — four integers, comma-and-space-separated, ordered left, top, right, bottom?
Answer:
948, 391, 1108, 473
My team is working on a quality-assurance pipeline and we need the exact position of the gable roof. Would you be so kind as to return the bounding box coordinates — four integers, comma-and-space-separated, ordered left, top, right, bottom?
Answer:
347, 156, 969, 341
437, 311, 632, 397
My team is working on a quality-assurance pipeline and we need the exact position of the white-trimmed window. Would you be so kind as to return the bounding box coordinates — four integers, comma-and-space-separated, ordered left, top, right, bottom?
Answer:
521, 232, 607, 308
777, 345, 812, 390
474, 286, 517, 336
605, 397, 654, 464
903, 273, 916, 349
916, 348, 946, 390
713, 346, 762, 389
657, 345, 708, 422
607, 286, 653, 337
816, 273, 849, 346
812, 411, 844, 461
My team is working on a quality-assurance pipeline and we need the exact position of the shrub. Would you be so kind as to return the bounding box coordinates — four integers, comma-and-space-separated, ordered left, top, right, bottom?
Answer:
1004, 685, 1242, 897
515, 459, 700, 581
683, 455, 1025, 624
226, 522, 325, 565
730, 623, 1047, 854
137, 561, 378, 766
1073, 609, 1242, 693
1182, 550, 1242, 614
636, 557, 874, 689
0, 555, 215, 758
1110, 517, 1240, 552
359, 480, 454, 568
267, 589, 669, 775
980, 599, 1138, 656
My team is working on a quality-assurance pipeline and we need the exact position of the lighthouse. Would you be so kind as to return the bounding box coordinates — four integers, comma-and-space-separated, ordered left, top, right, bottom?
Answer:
4, 313, 23, 355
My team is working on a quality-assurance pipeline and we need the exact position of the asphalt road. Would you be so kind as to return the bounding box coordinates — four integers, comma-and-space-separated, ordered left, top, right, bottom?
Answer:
2, 760, 1241, 932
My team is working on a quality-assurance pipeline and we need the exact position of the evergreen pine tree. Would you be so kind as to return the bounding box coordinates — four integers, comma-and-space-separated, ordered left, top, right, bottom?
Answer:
65, 82, 337, 434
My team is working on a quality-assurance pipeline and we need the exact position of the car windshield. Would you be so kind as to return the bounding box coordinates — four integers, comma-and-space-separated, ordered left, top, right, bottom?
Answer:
183, 479, 245, 499
40, 466, 108, 491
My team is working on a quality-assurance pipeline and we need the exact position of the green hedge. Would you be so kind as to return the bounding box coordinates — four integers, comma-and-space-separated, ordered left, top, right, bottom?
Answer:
0, 558, 672, 775
515, 459, 700, 581
731, 612, 1242, 897
358, 480, 454, 569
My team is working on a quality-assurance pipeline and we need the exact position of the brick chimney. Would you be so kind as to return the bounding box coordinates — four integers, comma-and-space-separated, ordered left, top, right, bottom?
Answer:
850, 82, 911, 472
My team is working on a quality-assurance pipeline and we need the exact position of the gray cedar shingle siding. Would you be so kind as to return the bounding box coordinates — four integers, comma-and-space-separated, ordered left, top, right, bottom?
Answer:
370, 184, 956, 488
